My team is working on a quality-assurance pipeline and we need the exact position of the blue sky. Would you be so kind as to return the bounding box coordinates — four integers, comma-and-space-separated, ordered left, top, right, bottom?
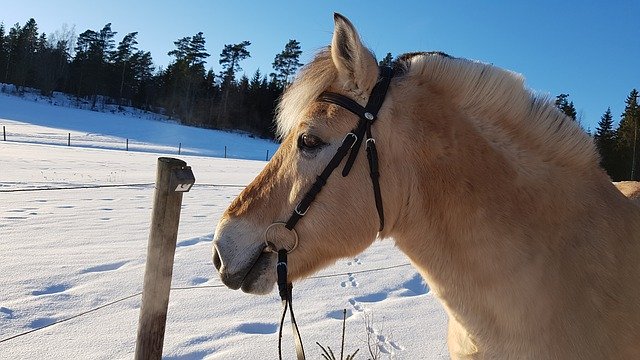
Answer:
3, 1, 639, 131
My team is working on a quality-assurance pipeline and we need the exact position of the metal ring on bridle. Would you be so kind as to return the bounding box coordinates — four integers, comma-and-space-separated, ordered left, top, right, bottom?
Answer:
264, 222, 299, 254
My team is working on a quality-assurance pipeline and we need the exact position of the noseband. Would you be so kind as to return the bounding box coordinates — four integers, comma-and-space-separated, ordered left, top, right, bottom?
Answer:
269, 66, 394, 360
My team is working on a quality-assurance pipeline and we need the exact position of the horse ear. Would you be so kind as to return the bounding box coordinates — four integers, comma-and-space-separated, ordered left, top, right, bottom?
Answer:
331, 13, 378, 93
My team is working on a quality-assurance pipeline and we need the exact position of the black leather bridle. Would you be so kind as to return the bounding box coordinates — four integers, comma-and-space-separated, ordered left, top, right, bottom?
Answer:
286, 65, 394, 233
271, 66, 394, 360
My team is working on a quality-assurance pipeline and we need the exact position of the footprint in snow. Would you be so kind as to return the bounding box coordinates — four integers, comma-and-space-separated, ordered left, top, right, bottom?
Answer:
0, 307, 14, 319
29, 316, 57, 329
177, 235, 212, 247
348, 292, 390, 316
236, 322, 278, 334
397, 273, 429, 297
190, 277, 208, 285
80, 260, 128, 274
366, 320, 404, 355
340, 273, 358, 288
354, 292, 387, 303
327, 308, 354, 320
32, 283, 71, 296
4, 216, 27, 220
348, 298, 364, 312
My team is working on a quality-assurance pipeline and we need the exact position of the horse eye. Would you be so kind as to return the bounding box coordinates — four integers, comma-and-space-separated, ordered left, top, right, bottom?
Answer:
298, 134, 326, 152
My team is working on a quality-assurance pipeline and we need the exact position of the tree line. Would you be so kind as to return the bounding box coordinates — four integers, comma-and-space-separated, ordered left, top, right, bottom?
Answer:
0, 18, 303, 138
1, 19, 638, 180
550, 89, 640, 181
593, 89, 640, 181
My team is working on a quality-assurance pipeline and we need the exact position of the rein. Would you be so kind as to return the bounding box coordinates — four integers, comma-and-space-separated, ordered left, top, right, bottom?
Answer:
267, 66, 394, 360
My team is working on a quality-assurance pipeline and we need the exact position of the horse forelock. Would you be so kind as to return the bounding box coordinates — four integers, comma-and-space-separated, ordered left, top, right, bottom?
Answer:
276, 49, 337, 139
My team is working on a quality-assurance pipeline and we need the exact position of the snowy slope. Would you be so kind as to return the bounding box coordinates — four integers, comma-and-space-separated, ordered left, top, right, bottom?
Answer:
0, 91, 279, 161
0, 93, 448, 359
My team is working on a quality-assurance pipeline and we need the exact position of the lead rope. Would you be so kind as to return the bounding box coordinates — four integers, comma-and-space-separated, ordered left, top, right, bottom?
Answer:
277, 249, 306, 360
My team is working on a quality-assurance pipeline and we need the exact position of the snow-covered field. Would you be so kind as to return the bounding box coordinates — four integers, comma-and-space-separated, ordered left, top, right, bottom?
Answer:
0, 93, 447, 359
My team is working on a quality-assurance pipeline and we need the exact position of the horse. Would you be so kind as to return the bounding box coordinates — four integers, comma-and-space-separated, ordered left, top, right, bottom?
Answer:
213, 13, 640, 359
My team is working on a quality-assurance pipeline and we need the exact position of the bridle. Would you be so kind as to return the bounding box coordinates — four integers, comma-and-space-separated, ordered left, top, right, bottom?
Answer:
266, 66, 394, 360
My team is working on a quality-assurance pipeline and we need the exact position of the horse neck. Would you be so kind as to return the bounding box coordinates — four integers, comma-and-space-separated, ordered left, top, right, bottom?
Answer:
382, 81, 626, 325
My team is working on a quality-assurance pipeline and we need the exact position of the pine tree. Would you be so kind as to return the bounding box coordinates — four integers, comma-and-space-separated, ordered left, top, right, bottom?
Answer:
11, 18, 39, 89
33, 32, 56, 95
164, 32, 210, 123
0, 23, 7, 83
378, 52, 393, 67
5, 23, 21, 85
555, 93, 577, 121
68, 23, 117, 105
272, 39, 302, 87
219, 41, 251, 85
71, 29, 98, 97
616, 89, 640, 180
168, 36, 191, 62
594, 108, 617, 178
128, 50, 154, 106
218, 41, 251, 124
186, 32, 209, 68
113, 32, 139, 100
96, 23, 117, 63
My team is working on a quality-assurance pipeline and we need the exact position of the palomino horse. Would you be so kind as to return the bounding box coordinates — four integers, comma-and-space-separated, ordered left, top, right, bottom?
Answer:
214, 14, 640, 359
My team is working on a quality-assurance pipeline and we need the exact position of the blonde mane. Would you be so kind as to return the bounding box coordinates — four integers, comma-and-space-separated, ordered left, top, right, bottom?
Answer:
277, 51, 598, 169
405, 53, 598, 168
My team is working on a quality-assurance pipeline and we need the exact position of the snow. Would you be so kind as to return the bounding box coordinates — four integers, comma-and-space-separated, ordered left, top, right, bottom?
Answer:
0, 92, 448, 359
0, 86, 279, 161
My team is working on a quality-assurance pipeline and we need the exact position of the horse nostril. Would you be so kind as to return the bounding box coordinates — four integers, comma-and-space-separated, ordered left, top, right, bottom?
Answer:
213, 248, 222, 271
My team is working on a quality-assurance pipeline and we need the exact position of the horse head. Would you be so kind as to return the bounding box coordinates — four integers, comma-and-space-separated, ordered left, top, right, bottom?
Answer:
213, 14, 395, 294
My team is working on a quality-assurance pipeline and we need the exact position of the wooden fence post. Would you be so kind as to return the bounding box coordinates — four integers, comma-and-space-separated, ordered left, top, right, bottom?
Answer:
134, 157, 195, 360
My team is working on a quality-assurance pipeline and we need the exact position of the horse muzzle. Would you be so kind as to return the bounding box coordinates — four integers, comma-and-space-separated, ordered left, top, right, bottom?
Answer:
213, 231, 277, 294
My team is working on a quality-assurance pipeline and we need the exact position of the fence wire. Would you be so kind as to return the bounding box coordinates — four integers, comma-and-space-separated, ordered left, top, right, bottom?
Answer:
0, 263, 412, 344
0, 180, 412, 345
0, 182, 247, 193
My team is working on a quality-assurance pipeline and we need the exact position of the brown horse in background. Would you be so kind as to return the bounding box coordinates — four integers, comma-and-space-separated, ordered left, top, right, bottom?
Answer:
214, 13, 640, 359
